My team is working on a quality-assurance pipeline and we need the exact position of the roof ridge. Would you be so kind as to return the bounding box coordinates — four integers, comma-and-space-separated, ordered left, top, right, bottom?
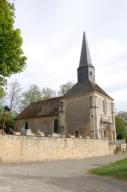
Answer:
94, 83, 113, 100
30, 96, 63, 105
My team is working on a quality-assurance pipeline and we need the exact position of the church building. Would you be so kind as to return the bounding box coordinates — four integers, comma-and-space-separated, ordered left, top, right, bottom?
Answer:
15, 33, 116, 140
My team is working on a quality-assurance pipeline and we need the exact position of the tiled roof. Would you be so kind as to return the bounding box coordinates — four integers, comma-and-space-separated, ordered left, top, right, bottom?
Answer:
15, 97, 62, 119
65, 80, 113, 99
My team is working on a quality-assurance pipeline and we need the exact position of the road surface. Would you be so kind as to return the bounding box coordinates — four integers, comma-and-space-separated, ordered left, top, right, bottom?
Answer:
0, 154, 127, 192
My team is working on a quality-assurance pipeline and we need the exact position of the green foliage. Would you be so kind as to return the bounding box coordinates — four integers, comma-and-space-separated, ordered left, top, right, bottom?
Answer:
0, 78, 6, 98
0, 0, 27, 97
58, 81, 74, 96
0, 105, 14, 128
21, 84, 42, 110
115, 116, 127, 139
118, 111, 127, 121
91, 158, 127, 181
5, 111, 14, 127
0, 105, 4, 124
20, 86, 56, 110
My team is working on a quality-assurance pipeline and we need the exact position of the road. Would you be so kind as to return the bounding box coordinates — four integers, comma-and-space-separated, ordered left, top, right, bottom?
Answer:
0, 154, 127, 192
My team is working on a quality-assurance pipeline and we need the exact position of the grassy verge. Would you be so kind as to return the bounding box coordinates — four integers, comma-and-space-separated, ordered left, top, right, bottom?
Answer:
90, 158, 127, 181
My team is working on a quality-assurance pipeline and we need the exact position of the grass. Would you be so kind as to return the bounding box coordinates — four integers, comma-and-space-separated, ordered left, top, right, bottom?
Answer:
90, 158, 127, 181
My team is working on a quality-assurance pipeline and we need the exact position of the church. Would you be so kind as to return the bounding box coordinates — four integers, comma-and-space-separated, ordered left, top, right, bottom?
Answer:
15, 33, 116, 140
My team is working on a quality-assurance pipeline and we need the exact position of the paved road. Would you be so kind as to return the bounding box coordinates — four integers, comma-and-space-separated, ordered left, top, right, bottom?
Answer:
0, 154, 127, 192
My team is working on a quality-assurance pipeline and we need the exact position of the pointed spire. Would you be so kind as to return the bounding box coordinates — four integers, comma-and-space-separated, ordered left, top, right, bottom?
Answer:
79, 32, 93, 68
77, 32, 95, 83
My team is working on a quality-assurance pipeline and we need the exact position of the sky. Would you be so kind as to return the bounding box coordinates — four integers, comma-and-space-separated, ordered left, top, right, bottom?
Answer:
9, 0, 127, 111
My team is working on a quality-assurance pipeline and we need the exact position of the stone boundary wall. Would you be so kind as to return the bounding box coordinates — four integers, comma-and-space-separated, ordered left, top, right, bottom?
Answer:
0, 135, 110, 163
109, 143, 127, 154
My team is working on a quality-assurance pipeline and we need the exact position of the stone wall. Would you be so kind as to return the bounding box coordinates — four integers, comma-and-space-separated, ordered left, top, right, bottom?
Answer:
14, 116, 59, 135
63, 94, 91, 136
0, 135, 110, 163
94, 93, 116, 139
109, 143, 127, 154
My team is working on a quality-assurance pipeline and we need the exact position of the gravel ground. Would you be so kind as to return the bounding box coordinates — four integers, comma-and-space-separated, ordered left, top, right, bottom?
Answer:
0, 154, 127, 192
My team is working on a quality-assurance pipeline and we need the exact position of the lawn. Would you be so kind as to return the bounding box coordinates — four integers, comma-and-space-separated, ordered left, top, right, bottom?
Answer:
90, 158, 127, 181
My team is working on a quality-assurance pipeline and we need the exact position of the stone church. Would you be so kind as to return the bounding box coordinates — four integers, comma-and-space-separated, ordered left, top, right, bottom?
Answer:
15, 33, 116, 140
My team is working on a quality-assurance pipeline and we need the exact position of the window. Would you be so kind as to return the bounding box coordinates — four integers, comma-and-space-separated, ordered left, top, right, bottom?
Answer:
54, 119, 59, 133
90, 71, 92, 75
89, 96, 93, 108
103, 99, 107, 114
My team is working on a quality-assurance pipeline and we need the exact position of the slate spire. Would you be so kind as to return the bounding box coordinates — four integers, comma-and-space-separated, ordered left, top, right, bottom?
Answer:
79, 32, 93, 67
77, 32, 95, 83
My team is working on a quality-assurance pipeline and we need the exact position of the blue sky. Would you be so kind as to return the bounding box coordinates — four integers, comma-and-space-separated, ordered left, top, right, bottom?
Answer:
9, 0, 127, 111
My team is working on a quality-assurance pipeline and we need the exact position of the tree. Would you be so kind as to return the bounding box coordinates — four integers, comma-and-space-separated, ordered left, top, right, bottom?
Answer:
0, 105, 14, 133
42, 87, 56, 99
118, 111, 127, 121
115, 116, 127, 139
7, 80, 22, 112
0, 0, 27, 97
21, 85, 42, 110
58, 81, 74, 96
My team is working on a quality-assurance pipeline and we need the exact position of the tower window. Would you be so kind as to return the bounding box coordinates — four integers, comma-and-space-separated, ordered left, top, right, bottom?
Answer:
90, 71, 92, 75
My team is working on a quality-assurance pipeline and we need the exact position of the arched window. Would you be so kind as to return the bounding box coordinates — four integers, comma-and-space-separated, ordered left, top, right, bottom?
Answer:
75, 130, 79, 138
25, 122, 28, 130
54, 119, 59, 133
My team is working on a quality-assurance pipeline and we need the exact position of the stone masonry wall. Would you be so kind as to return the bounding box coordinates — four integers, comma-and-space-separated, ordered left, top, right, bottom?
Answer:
14, 116, 59, 135
0, 135, 109, 163
63, 94, 91, 136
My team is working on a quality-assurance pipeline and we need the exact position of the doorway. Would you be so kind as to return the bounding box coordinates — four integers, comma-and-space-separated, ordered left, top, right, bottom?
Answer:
54, 119, 59, 133
25, 122, 28, 130
75, 130, 79, 138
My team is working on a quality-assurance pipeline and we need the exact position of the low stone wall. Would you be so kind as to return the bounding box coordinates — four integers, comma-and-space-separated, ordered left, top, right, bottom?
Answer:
109, 144, 116, 155
109, 143, 127, 155
0, 135, 110, 163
